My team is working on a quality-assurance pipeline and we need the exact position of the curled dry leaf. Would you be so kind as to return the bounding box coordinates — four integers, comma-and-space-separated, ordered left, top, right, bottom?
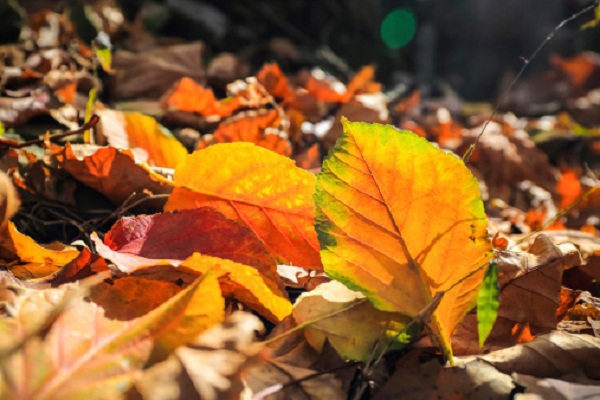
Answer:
165, 142, 322, 270
474, 330, 600, 380
315, 119, 492, 359
460, 121, 557, 202
53, 142, 173, 206
244, 316, 349, 400
453, 234, 583, 355
130, 312, 264, 400
513, 373, 600, 400
0, 221, 79, 279
97, 110, 189, 169
292, 280, 410, 361
373, 351, 515, 400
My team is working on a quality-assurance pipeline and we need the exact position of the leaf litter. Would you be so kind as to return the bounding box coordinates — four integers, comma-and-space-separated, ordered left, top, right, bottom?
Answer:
0, 2, 600, 399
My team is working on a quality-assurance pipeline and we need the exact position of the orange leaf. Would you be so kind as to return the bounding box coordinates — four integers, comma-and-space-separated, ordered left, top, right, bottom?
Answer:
314, 119, 492, 359
343, 65, 381, 101
53, 143, 173, 205
55, 82, 77, 105
257, 63, 296, 102
165, 77, 241, 117
305, 75, 345, 103
551, 52, 600, 87
557, 169, 582, 209
198, 109, 292, 156
165, 143, 322, 269
0, 222, 79, 279
123, 112, 189, 168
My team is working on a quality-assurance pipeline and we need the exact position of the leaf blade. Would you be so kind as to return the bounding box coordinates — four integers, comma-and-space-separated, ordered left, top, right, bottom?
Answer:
314, 118, 492, 356
477, 261, 500, 347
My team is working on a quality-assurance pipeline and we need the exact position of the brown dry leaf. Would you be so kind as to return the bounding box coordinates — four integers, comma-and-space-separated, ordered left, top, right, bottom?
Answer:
292, 281, 410, 361
373, 351, 515, 400
513, 373, 600, 400
453, 234, 583, 355
528, 231, 600, 295
0, 90, 50, 128
130, 312, 263, 400
474, 331, 600, 380
322, 100, 387, 150
53, 143, 173, 207
460, 121, 557, 202
110, 42, 206, 100
244, 316, 349, 400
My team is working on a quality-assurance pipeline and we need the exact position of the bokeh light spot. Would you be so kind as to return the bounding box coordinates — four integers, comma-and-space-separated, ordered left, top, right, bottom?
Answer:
380, 8, 417, 49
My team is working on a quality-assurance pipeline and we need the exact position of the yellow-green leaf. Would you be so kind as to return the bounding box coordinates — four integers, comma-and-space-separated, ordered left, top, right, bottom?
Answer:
314, 118, 492, 360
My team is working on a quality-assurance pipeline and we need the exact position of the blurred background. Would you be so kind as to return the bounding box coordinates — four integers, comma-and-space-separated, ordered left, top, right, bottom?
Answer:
2, 0, 599, 101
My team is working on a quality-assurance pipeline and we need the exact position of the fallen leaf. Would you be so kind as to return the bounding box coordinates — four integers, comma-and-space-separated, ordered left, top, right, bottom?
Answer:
89, 276, 183, 320
0, 171, 20, 225
292, 280, 411, 361
373, 351, 515, 400
0, 274, 222, 399
475, 331, 600, 379
557, 168, 583, 209
245, 316, 349, 400
164, 77, 241, 117
165, 143, 322, 269
198, 109, 292, 156
257, 63, 295, 103
121, 111, 189, 168
0, 221, 79, 279
181, 253, 291, 323
460, 121, 558, 202
100, 208, 277, 282
453, 235, 583, 355
130, 312, 263, 400
53, 143, 173, 206
110, 42, 206, 100
315, 119, 492, 359
514, 373, 600, 400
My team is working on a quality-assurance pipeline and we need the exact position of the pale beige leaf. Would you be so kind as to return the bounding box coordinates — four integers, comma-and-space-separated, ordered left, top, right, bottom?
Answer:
292, 281, 410, 361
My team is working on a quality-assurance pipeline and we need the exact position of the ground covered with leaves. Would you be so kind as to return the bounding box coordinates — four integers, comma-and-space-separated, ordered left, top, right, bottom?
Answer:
0, 2, 600, 400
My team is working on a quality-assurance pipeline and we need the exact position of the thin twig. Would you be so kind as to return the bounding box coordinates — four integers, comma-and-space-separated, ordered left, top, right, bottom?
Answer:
463, 0, 600, 162
0, 115, 100, 149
